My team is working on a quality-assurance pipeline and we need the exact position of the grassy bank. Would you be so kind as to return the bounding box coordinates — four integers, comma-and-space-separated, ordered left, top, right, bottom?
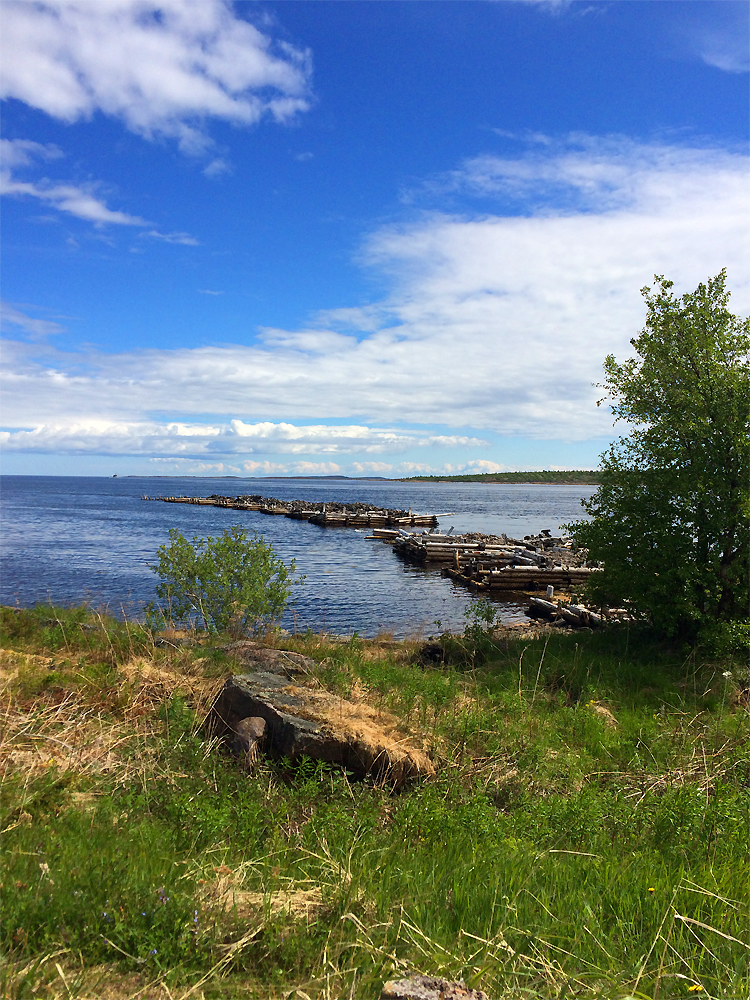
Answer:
1, 605, 748, 999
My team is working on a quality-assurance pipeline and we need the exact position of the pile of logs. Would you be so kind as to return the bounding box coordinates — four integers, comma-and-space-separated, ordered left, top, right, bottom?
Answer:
527, 597, 602, 628
142, 493, 602, 598
143, 494, 450, 528
370, 528, 600, 593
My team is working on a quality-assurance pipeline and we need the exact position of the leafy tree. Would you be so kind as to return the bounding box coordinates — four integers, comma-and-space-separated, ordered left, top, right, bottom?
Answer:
567, 270, 750, 640
148, 526, 297, 637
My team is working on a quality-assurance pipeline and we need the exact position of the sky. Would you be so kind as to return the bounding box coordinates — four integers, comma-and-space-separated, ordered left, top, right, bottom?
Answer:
1, 0, 748, 479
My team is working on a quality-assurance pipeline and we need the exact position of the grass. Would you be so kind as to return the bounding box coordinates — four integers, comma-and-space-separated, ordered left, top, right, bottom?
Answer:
0, 604, 748, 999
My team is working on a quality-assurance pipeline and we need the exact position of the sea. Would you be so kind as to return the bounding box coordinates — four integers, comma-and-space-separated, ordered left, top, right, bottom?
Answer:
0, 476, 595, 638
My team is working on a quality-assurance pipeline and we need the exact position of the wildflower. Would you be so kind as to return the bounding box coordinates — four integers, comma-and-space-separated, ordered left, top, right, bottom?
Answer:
648, 887, 655, 893
688, 986, 703, 992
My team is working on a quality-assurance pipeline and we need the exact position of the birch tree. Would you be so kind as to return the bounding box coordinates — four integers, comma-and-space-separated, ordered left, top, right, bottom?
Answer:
568, 270, 750, 641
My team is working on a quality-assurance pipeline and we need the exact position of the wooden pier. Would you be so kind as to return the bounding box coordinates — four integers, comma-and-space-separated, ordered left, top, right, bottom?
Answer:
142, 494, 451, 529
142, 494, 599, 597
368, 527, 600, 593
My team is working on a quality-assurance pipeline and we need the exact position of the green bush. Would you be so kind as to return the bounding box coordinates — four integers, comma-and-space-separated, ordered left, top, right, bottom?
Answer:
148, 525, 297, 636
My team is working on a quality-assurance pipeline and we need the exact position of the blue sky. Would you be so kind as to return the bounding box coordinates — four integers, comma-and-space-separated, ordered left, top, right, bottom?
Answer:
1, 0, 748, 478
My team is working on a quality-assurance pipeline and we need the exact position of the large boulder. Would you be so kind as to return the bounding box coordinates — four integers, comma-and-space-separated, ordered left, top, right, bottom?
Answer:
205, 641, 435, 787
381, 975, 489, 1000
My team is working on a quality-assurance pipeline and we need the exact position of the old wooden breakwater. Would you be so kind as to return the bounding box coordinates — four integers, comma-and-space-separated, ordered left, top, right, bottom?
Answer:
142, 493, 452, 528
368, 527, 600, 593
143, 493, 599, 601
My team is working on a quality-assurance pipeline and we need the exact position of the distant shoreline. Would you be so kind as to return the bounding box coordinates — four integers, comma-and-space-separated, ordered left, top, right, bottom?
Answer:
120, 471, 600, 485
1, 472, 600, 484
398, 471, 600, 485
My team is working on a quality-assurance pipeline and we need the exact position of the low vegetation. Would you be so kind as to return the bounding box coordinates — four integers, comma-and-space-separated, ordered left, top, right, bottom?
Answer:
1, 604, 748, 999
399, 471, 600, 484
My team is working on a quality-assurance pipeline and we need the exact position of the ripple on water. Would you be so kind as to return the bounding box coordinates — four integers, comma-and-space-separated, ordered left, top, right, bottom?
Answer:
0, 476, 593, 637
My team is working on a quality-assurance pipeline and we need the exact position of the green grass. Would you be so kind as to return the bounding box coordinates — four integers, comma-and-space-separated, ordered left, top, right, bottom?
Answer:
1, 605, 748, 999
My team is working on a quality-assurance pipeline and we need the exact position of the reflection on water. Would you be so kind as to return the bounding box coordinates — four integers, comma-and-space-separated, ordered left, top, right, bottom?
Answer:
0, 476, 594, 637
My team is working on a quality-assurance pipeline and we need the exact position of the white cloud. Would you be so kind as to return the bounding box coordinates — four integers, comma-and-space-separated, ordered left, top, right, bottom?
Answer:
242, 459, 289, 475
1, 138, 200, 235
291, 461, 341, 476
1, 138, 748, 460
411, 135, 748, 214
149, 457, 240, 474
1, 139, 149, 225
0, 419, 482, 456
203, 157, 232, 177
0, 138, 63, 169
678, 2, 750, 74
0, 173, 148, 226
0, 0, 312, 152
144, 229, 200, 245
198, 289, 224, 296
1, 303, 66, 339
351, 462, 394, 474
462, 460, 508, 474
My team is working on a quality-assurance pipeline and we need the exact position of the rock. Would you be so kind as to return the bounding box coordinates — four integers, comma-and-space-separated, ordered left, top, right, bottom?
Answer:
218, 640, 317, 674
205, 644, 435, 787
590, 703, 618, 727
381, 975, 489, 1000
232, 716, 266, 770
416, 642, 446, 666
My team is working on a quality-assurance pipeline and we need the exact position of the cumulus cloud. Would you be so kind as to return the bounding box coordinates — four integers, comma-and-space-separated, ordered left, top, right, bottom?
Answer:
242, 459, 290, 475
149, 457, 241, 474
1, 138, 748, 462
351, 462, 394, 474
0, 0, 312, 152
0, 419, 482, 457
461, 460, 508, 474
290, 461, 341, 475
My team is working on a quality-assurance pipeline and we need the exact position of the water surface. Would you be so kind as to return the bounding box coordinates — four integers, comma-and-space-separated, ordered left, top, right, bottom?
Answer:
0, 477, 594, 637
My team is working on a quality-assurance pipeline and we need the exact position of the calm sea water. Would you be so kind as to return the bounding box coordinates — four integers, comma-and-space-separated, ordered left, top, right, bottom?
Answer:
0, 476, 594, 637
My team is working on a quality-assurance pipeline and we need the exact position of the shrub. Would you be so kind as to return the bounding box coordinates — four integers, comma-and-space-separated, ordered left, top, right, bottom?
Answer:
148, 525, 296, 637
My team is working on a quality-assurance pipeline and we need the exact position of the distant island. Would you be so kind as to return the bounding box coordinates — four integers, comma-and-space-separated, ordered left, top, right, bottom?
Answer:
399, 470, 600, 484
126, 475, 390, 480
126, 471, 599, 484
